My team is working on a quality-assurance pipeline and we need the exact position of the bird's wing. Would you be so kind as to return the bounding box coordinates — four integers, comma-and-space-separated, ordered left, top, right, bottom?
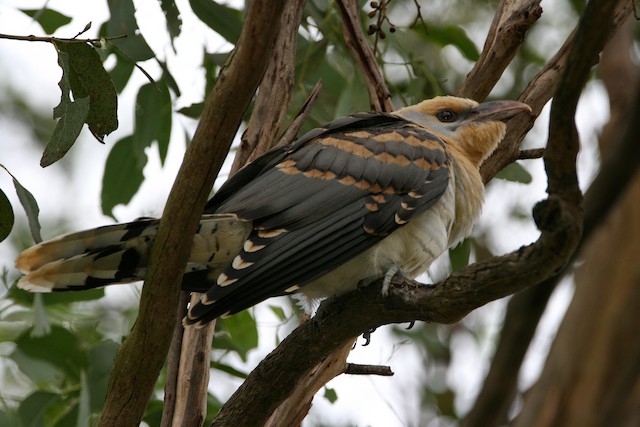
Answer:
186, 114, 450, 324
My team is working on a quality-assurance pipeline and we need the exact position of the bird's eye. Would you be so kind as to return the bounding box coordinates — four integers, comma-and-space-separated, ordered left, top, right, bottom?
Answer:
436, 110, 458, 122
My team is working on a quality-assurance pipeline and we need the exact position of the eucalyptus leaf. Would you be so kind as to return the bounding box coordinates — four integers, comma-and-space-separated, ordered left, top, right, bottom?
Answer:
133, 82, 172, 164
18, 391, 62, 427
217, 310, 258, 362
5, 167, 42, 243
21, 9, 72, 34
189, 0, 242, 44
107, 0, 154, 61
449, 238, 471, 272
0, 188, 14, 243
101, 136, 146, 217
55, 41, 118, 139
41, 49, 89, 167
160, 0, 182, 46
495, 162, 533, 184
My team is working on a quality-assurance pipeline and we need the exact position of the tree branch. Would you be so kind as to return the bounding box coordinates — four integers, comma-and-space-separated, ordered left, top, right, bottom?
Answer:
345, 363, 394, 376
161, 291, 190, 427
0, 32, 126, 45
457, 0, 542, 101
264, 341, 353, 427
479, 0, 630, 182
336, 0, 394, 112
275, 80, 323, 148
517, 148, 545, 160
97, 2, 286, 426
231, 0, 308, 173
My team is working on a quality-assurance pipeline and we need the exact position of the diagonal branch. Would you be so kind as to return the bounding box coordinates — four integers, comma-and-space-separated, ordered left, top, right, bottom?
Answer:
336, 0, 394, 112
457, 0, 542, 101
97, 2, 286, 426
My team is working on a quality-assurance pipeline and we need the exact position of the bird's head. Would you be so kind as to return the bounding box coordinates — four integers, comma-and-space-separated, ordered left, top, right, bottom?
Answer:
394, 96, 532, 166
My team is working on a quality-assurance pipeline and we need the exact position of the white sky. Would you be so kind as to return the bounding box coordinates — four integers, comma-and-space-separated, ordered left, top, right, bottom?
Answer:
0, 1, 610, 426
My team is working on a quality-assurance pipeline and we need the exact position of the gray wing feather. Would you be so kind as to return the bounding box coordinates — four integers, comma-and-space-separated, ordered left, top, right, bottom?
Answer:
187, 119, 450, 323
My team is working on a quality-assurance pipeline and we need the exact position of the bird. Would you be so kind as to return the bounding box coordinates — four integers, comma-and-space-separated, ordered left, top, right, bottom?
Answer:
15, 96, 531, 326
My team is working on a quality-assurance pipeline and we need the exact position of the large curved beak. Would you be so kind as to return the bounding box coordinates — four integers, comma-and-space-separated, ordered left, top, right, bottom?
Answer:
466, 100, 532, 123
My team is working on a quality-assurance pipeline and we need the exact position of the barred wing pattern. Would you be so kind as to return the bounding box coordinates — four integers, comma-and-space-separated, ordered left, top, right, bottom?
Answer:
187, 113, 450, 323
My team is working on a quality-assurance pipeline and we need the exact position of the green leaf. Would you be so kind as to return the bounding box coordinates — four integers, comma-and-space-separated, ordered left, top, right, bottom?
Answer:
160, 0, 182, 45
41, 49, 90, 167
142, 400, 164, 427
158, 60, 181, 96
108, 54, 135, 93
107, 0, 155, 61
189, 0, 243, 44
8, 285, 105, 306
177, 102, 204, 119
56, 41, 119, 139
217, 310, 258, 362
0, 187, 14, 243
449, 238, 471, 272
21, 9, 72, 34
334, 73, 368, 118
204, 394, 223, 425
425, 24, 480, 61
324, 387, 338, 404
11, 347, 61, 386
211, 360, 248, 379
0, 410, 20, 427
14, 325, 88, 380
87, 341, 118, 411
0, 165, 42, 242
18, 391, 62, 427
268, 304, 287, 322
0, 320, 30, 342
133, 82, 172, 164
101, 136, 146, 217
495, 162, 533, 184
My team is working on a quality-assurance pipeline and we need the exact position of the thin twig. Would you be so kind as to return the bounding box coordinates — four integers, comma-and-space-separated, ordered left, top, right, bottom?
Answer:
345, 363, 394, 376
336, 0, 393, 112
104, 40, 158, 87
517, 148, 545, 160
275, 80, 323, 148
0, 32, 126, 45
72, 22, 93, 39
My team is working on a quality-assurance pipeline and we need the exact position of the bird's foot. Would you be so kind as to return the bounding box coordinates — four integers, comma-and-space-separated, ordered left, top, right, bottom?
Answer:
381, 265, 401, 297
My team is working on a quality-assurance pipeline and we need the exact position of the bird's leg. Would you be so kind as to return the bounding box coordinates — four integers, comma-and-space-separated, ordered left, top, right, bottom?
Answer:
381, 264, 401, 297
